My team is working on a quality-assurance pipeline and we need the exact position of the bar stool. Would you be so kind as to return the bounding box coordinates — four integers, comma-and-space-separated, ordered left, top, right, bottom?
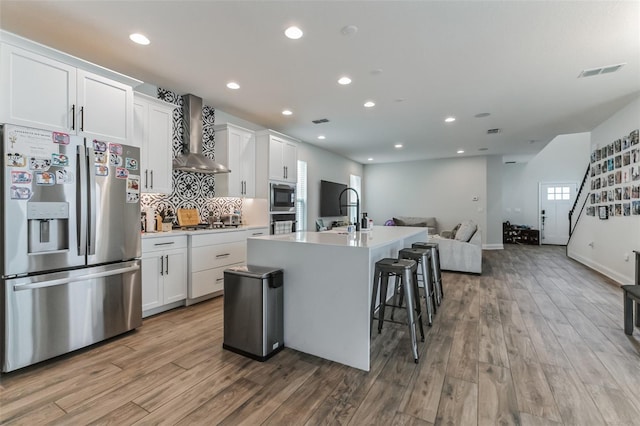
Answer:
412, 242, 443, 305
399, 247, 436, 326
370, 258, 424, 363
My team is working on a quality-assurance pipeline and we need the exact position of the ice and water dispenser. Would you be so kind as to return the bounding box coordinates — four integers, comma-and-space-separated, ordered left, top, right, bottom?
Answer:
27, 202, 69, 253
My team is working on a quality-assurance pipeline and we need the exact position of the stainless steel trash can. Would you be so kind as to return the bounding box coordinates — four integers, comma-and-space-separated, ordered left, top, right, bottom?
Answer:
223, 265, 284, 361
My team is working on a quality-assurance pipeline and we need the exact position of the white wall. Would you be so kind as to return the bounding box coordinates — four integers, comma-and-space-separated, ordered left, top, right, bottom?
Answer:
486, 155, 504, 248
297, 142, 364, 229
568, 96, 640, 285
502, 132, 591, 228
363, 156, 488, 237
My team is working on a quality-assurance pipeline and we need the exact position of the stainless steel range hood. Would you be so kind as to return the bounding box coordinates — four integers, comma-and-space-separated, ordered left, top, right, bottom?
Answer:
172, 94, 230, 174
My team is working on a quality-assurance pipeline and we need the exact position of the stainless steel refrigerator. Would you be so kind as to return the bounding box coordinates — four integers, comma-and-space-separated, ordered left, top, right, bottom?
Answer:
1, 124, 142, 372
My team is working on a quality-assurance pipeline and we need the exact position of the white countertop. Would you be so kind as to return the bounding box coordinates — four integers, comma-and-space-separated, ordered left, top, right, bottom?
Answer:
141, 225, 268, 239
248, 226, 427, 249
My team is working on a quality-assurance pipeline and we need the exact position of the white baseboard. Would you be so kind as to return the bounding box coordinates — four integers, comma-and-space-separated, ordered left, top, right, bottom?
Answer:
567, 252, 632, 285
483, 243, 504, 250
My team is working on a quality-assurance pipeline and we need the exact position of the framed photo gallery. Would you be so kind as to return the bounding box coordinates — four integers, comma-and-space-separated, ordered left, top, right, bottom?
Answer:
586, 128, 640, 219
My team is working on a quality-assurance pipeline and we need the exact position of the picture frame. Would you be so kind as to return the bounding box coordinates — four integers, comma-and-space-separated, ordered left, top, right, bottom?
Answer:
598, 205, 608, 220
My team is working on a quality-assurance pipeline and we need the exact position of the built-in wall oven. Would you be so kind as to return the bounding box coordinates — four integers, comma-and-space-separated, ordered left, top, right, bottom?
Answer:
270, 213, 297, 235
270, 183, 295, 212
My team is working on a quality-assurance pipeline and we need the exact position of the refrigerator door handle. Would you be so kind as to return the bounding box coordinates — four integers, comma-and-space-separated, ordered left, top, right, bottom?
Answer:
13, 265, 140, 291
77, 145, 88, 256
87, 146, 97, 255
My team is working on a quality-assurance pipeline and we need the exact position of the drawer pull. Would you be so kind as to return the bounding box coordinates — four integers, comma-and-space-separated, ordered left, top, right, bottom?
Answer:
252, 232, 264, 236
215, 253, 231, 258
154, 242, 175, 246
216, 277, 224, 282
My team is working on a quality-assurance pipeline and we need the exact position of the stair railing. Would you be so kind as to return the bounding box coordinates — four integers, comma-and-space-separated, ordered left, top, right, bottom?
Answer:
567, 164, 590, 252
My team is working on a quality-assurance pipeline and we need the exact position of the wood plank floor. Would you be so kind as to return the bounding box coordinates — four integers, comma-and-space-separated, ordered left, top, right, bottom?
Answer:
2, 245, 639, 425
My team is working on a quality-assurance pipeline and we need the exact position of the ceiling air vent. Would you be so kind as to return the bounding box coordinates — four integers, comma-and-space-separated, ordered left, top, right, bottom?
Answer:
312, 118, 330, 124
487, 128, 502, 134
578, 63, 625, 78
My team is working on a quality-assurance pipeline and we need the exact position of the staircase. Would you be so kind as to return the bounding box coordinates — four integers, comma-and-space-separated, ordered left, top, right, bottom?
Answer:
567, 163, 591, 253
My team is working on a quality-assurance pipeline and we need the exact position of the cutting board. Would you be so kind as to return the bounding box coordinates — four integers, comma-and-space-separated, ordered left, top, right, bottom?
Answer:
177, 208, 200, 226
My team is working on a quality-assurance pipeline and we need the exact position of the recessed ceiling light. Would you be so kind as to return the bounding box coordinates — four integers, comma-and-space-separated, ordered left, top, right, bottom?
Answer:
394, 144, 403, 149
226, 82, 240, 90
282, 110, 293, 116
474, 112, 491, 118
338, 76, 352, 85
364, 101, 375, 108
318, 135, 326, 140
445, 117, 456, 123
284, 26, 303, 40
129, 33, 150, 45
341, 25, 358, 36
457, 150, 465, 154
367, 158, 374, 161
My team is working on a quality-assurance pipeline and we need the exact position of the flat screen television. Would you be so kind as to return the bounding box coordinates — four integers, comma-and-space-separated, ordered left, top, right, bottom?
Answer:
320, 180, 348, 217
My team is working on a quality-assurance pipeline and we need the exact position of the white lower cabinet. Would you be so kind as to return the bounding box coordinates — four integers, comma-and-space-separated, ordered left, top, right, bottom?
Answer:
188, 230, 248, 301
141, 235, 187, 317
247, 227, 269, 238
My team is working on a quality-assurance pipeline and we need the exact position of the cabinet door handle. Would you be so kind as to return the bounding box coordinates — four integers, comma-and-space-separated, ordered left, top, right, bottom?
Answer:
216, 277, 224, 283
165, 255, 169, 275
71, 104, 76, 130
150, 170, 154, 189
252, 232, 264, 236
80, 106, 84, 131
215, 253, 230, 258
145, 170, 149, 189
153, 242, 175, 246
160, 255, 164, 276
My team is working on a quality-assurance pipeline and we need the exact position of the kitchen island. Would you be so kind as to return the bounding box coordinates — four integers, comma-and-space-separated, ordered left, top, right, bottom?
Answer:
247, 226, 427, 371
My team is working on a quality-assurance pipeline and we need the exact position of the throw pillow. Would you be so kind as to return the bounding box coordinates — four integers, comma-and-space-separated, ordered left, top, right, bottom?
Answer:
392, 217, 406, 226
454, 220, 477, 242
393, 217, 429, 227
450, 223, 461, 239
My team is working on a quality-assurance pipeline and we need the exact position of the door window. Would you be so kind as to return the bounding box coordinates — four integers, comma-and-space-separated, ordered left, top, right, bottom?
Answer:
547, 186, 571, 201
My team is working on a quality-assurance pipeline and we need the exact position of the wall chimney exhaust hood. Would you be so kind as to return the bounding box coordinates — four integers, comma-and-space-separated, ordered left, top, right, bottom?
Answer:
172, 94, 231, 174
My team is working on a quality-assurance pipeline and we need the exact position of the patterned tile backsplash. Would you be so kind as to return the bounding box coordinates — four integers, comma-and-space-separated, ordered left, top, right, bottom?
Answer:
140, 87, 243, 224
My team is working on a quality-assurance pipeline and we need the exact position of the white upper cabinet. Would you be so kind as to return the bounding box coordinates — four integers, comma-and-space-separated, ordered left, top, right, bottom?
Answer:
256, 130, 298, 188
0, 36, 139, 143
76, 70, 133, 143
267, 135, 297, 182
213, 123, 256, 197
0, 45, 76, 132
134, 92, 176, 194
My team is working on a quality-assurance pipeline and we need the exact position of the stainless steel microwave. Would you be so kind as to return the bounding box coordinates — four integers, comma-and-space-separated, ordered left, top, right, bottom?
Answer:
270, 183, 296, 212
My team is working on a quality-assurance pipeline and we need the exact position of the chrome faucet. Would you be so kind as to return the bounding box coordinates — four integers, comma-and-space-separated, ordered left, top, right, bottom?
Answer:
338, 187, 360, 231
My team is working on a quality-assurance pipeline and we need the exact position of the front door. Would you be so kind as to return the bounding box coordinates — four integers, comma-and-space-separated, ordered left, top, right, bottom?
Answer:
539, 182, 577, 245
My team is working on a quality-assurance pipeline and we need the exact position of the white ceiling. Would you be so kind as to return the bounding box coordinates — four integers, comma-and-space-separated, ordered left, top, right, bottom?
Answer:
1, 1, 639, 164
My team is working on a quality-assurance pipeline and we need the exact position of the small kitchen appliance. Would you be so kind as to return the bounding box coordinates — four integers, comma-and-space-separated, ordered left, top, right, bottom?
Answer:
220, 213, 241, 227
